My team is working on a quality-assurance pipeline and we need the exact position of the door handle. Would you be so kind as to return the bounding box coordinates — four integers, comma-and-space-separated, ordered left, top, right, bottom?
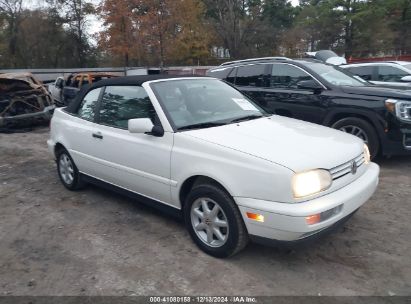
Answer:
92, 132, 103, 139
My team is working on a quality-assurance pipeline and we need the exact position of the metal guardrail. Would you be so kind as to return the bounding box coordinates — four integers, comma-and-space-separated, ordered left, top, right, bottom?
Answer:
0, 66, 216, 83
0, 67, 129, 82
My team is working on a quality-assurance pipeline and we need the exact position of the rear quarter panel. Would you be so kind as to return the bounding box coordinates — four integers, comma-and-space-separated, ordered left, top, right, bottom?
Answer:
49, 109, 96, 169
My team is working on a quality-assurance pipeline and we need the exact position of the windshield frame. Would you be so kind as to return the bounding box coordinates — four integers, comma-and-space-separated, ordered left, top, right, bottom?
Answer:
149, 77, 268, 132
403, 64, 411, 71
302, 62, 370, 87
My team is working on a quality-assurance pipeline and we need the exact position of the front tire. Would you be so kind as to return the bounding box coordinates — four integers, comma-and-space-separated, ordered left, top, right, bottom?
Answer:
332, 117, 379, 159
56, 148, 85, 190
183, 183, 248, 258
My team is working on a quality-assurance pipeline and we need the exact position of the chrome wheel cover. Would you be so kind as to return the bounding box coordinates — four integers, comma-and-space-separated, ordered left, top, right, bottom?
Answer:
59, 154, 74, 185
339, 125, 369, 144
190, 197, 229, 248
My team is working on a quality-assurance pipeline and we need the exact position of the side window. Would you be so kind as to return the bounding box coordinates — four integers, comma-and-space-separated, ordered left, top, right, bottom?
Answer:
208, 67, 233, 80
76, 88, 102, 121
226, 68, 236, 84
99, 86, 156, 129
270, 64, 313, 89
377, 66, 407, 82
346, 66, 373, 81
235, 64, 266, 87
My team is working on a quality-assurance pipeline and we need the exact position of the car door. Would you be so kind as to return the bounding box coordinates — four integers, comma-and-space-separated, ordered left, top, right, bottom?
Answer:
50, 77, 64, 104
63, 76, 81, 105
89, 85, 173, 204
65, 87, 104, 178
232, 64, 269, 101
258, 63, 328, 124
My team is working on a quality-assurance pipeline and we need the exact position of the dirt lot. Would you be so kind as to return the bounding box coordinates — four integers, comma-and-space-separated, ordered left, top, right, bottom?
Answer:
0, 127, 410, 296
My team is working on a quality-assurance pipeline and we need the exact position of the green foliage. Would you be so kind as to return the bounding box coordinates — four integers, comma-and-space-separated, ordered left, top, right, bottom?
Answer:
291, 0, 411, 57
0, 0, 97, 68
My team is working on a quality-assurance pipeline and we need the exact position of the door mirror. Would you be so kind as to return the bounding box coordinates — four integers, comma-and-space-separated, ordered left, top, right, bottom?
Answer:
128, 118, 164, 136
297, 79, 323, 91
128, 118, 154, 134
400, 75, 411, 82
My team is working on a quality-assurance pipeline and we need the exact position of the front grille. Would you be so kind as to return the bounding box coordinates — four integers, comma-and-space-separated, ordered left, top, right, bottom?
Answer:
329, 153, 365, 180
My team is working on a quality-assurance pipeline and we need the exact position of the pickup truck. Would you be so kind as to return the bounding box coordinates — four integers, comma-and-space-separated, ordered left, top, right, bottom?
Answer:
48, 73, 118, 106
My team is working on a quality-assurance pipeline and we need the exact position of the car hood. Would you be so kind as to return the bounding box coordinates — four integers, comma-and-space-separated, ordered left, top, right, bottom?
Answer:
184, 116, 363, 172
340, 85, 411, 99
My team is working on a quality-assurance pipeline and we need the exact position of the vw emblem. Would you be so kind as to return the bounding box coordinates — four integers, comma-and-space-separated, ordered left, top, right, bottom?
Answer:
350, 161, 358, 174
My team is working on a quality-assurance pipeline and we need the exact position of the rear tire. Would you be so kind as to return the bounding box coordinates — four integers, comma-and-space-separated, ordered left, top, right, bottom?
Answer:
183, 183, 248, 258
332, 117, 379, 159
56, 148, 85, 190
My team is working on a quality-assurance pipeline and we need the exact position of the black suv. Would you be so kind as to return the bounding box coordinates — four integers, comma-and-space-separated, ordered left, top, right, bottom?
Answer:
207, 57, 411, 158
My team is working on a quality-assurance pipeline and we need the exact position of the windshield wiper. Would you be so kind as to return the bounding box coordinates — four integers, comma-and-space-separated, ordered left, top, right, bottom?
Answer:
230, 114, 264, 123
177, 121, 227, 131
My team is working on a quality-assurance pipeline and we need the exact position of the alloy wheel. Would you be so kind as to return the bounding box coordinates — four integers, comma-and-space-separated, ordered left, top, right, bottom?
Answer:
190, 197, 229, 248
339, 125, 369, 144
59, 154, 74, 185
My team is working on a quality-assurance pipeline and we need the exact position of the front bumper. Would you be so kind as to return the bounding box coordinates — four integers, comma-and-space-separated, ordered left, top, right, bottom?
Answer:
402, 128, 411, 150
382, 118, 411, 156
235, 162, 379, 242
0, 105, 55, 126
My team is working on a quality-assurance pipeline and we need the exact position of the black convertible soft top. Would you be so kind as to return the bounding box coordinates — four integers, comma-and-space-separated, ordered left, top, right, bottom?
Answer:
65, 74, 207, 113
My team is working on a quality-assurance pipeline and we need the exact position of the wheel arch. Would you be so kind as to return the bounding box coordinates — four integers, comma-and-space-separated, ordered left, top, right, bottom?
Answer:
325, 110, 384, 157
54, 142, 67, 157
324, 109, 385, 140
179, 175, 232, 209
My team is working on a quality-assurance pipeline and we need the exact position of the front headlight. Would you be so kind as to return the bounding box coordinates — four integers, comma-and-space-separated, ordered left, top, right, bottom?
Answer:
292, 169, 332, 199
385, 99, 411, 122
364, 144, 371, 164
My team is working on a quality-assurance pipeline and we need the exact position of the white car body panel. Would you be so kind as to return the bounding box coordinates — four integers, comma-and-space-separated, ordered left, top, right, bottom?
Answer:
371, 80, 411, 88
183, 115, 363, 172
48, 77, 380, 242
81, 123, 174, 204
237, 162, 379, 241
170, 131, 295, 205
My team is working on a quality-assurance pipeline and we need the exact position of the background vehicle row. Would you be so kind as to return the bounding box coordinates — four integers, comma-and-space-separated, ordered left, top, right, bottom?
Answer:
207, 58, 411, 158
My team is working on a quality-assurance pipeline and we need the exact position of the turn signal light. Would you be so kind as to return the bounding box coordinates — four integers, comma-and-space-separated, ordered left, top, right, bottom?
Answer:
305, 214, 321, 225
385, 100, 396, 113
246, 212, 264, 222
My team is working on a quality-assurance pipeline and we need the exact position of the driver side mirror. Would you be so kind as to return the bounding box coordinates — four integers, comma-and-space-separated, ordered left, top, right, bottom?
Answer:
297, 79, 323, 91
128, 118, 164, 137
400, 75, 411, 82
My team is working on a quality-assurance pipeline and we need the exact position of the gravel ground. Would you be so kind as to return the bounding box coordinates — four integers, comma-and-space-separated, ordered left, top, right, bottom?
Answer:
0, 127, 410, 296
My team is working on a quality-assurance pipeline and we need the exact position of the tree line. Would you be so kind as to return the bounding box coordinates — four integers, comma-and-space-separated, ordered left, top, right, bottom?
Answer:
0, 0, 410, 69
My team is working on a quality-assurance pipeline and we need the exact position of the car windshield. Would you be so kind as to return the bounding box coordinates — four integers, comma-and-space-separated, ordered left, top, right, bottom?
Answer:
307, 63, 368, 87
150, 78, 267, 130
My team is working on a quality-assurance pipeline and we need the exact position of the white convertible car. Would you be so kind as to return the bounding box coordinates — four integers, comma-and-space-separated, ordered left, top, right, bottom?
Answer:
47, 75, 379, 257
